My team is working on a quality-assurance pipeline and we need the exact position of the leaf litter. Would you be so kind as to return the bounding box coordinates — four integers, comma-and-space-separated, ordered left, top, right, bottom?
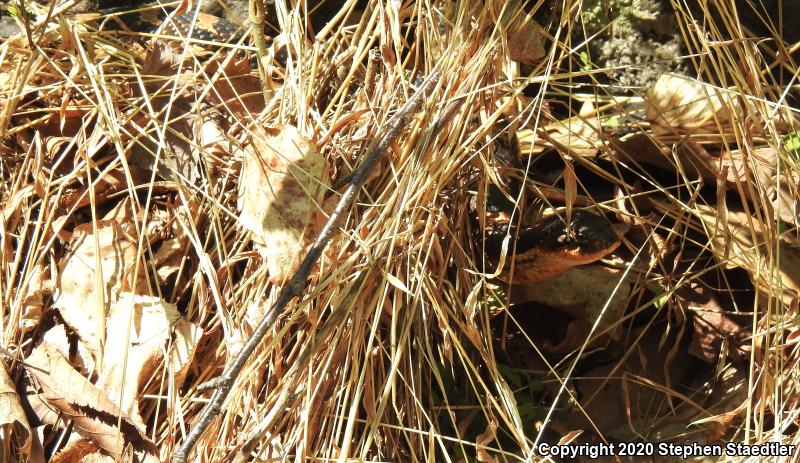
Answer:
0, 0, 798, 461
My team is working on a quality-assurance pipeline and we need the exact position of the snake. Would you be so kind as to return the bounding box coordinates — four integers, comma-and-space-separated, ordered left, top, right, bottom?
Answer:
476, 132, 623, 284
72, 3, 246, 43
70, 2, 623, 284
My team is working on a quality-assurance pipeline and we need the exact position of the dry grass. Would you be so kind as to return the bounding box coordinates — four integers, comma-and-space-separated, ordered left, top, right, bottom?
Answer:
1, 0, 798, 462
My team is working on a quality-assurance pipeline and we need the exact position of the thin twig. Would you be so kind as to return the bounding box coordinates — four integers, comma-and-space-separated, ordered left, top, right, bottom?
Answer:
249, 0, 272, 105
171, 72, 441, 463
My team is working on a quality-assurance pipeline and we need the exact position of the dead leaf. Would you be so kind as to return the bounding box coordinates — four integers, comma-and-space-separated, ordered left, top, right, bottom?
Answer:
557, 430, 583, 445
97, 293, 185, 428
734, 147, 799, 226
505, 7, 545, 65
1, 184, 35, 232
206, 54, 268, 117
133, 41, 211, 183
615, 135, 798, 225
522, 102, 603, 158
237, 125, 330, 284
52, 220, 148, 356
1, 360, 32, 458
42, 324, 96, 377
153, 237, 189, 284
19, 262, 54, 333
169, 317, 204, 387
25, 343, 158, 462
645, 73, 737, 132
141, 40, 181, 78
569, 326, 692, 437
673, 284, 751, 364
690, 307, 749, 364
51, 439, 115, 463
475, 405, 498, 463
695, 205, 800, 306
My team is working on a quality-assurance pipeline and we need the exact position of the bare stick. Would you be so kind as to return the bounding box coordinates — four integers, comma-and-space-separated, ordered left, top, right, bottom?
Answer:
248, 0, 272, 105
172, 72, 441, 463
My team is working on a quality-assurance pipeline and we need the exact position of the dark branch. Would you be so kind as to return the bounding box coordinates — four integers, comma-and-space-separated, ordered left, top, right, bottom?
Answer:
172, 72, 441, 463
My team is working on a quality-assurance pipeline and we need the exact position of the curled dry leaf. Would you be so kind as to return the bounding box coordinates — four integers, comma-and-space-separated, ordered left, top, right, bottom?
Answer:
695, 205, 800, 306
645, 73, 737, 132
690, 308, 749, 365
153, 237, 190, 285
25, 343, 158, 462
673, 284, 751, 365
205, 54, 268, 117
19, 262, 54, 333
503, 5, 545, 65
2, 184, 35, 232
52, 220, 148, 356
42, 324, 96, 377
732, 147, 799, 226
170, 315, 204, 387
520, 101, 603, 158
132, 41, 206, 183
475, 403, 498, 463
51, 439, 114, 463
689, 366, 749, 437
569, 326, 692, 437
615, 133, 798, 225
98, 293, 200, 429
1, 361, 32, 457
237, 125, 330, 284
141, 41, 182, 78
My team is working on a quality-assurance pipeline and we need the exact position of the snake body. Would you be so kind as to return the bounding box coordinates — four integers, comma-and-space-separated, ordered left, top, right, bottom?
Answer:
74, 3, 245, 43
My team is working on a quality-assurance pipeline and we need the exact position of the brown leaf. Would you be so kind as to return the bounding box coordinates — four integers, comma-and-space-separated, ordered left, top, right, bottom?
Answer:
528, 101, 604, 158
504, 6, 545, 65
645, 73, 737, 132
141, 41, 181, 78
690, 308, 749, 364
2, 184, 35, 232
557, 430, 583, 445
19, 262, 54, 334
614, 134, 720, 184
153, 237, 189, 284
52, 220, 148, 356
169, 316, 204, 387
51, 439, 114, 463
97, 294, 185, 428
206, 54, 268, 117
615, 135, 798, 225
475, 406, 498, 463
570, 327, 692, 435
1, 360, 32, 458
25, 343, 158, 461
42, 324, 96, 377
678, 285, 750, 364
237, 125, 330, 284
134, 42, 212, 183
56, 168, 134, 212
695, 205, 800, 306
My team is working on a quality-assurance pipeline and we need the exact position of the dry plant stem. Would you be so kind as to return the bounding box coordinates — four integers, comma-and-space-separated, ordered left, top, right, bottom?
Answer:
171, 72, 441, 463
249, 0, 272, 104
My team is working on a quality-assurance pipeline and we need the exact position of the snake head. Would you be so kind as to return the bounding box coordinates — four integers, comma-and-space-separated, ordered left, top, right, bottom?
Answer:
516, 210, 621, 259
498, 210, 624, 284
